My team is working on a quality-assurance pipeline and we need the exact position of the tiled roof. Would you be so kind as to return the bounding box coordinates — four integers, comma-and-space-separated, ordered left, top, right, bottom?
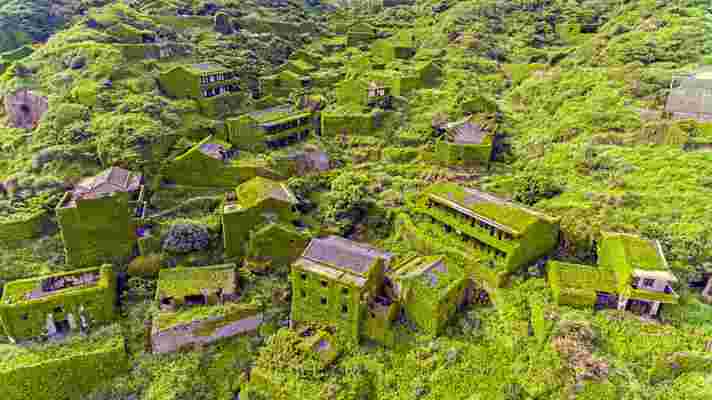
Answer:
665, 88, 712, 115
188, 63, 228, 73
69, 167, 141, 205
236, 176, 298, 209
451, 121, 487, 145
424, 183, 556, 235
301, 236, 392, 278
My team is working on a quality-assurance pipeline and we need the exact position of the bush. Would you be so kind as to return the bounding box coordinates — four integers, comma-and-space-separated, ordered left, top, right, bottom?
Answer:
162, 223, 210, 254
127, 254, 161, 278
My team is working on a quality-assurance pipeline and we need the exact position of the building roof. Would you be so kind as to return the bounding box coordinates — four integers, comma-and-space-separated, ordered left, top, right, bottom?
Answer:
448, 121, 488, 145
423, 183, 557, 235
156, 264, 237, 300
199, 142, 231, 160
601, 232, 669, 272
235, 176, 298, 209
547, 261, 618, 297
65, 167, 141, 207
1, 266, 110, 305
247, 104, 308, 124
298, 236, 392, 279
186, 63, 230, 74
665, 87, 712, 115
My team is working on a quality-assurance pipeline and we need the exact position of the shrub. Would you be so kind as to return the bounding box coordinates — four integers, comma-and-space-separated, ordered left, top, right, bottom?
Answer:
162, 223, 210, 254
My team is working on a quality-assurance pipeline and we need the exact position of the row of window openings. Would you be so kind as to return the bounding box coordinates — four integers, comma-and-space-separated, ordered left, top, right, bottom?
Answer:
202, 84, 239, 98
426, 200, 514, 241
271, 78, 312, 88
437, 217, 507, 260
265, 130, 309, 149
263, 118, 311, 134
631, 277, 673, 294
20, 305, 69, 320
298, 272, 351, 295
297, 288, 350, 314
200, 72, 236, 85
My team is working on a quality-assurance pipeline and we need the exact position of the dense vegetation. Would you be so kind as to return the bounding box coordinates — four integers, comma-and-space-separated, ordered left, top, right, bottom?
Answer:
0, 0, 711, 399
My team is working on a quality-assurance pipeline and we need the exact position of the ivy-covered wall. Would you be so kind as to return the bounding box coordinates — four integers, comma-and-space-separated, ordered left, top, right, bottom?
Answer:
245, 223, 310, 271
1, 336, 128, 400
0, 266, 116, 340
158, 66, 201, 98
321, 111, 378, 136
290, 260, 386, 343
434, 139, 493, 166
56, 192, 134, 267
0, 210, 47, 244
222, 197, 296, 258
400, 277, 467, 336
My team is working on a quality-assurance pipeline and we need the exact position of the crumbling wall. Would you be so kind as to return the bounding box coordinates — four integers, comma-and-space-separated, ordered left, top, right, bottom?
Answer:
0, 210, 48, 244
3, 89, 48, 129
0, 336, 128, 400
56, 192, 133, 267
152, 307, 263, 353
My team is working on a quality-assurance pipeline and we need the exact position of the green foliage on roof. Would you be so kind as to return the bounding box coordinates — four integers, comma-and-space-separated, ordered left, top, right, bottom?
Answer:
424, 182, 553, 234
156, 264, 237, 300
602, 232, 668, 272
1, 265, 111, 305
236, 176, 297, 210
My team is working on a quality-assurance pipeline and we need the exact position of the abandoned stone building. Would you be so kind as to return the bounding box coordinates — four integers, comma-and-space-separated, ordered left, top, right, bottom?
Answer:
162, 136, 242, 188
56, 167, 145, 267
435, 119, 494, 166
415, 183, 560, 285
222, 176, 300, 258
158, 63, 240, 99
0, 266, 116, 342
336, 79, 393, 110
387, 255, 470, 336
290, 236, 393, 343
259, 69, 313, 99
548, 232, 679, 317
665, 67, 712, 122
152, 264, 262, 353
225, 104, 315, 151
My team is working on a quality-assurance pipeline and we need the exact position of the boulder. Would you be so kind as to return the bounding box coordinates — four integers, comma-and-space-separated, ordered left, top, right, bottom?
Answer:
3, 89, 48, 130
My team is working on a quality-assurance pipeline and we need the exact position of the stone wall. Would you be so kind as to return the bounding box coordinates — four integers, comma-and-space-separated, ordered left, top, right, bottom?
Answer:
151, 312, 263, 353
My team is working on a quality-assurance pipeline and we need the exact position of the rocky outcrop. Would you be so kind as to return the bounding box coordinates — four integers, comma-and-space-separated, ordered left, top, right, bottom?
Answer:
3, 89, 48, 129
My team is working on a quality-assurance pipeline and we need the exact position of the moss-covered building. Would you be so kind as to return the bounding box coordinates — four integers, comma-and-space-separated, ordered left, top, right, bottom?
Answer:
290, 236, 393, 343
0, 266, 116, 342
259, 69, 312, 99
336, 78, 392, 109
56, 167, 145, 267
414, 183, 560, 282
244, 223, 311, 273
161, 136, 283, 188
387, 256, 469, 336
222, 176, 299, 258
158, 63, 243, 116
435, 119, 494, 166
151, 264, 262, 353
548, 232, 679, 317
225, 104, 315, 152
371, 32, 416, 63
665, 67, 712, 122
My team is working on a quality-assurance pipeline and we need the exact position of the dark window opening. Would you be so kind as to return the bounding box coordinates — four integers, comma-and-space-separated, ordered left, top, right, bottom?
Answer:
321, 280, 328, 288
300, 290, 306, 297
19, 104, 30, 114
341, 287, 349, 295
320, 297, 327, 305
643, 278, 655, 288
300, 273, 307, 280
161, 296, 174, 305
184, 294, 206, 306
341, 305, 348, 314
55, 319, 71, 334
20, 313, 28, 320
53, 306, 63, 314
